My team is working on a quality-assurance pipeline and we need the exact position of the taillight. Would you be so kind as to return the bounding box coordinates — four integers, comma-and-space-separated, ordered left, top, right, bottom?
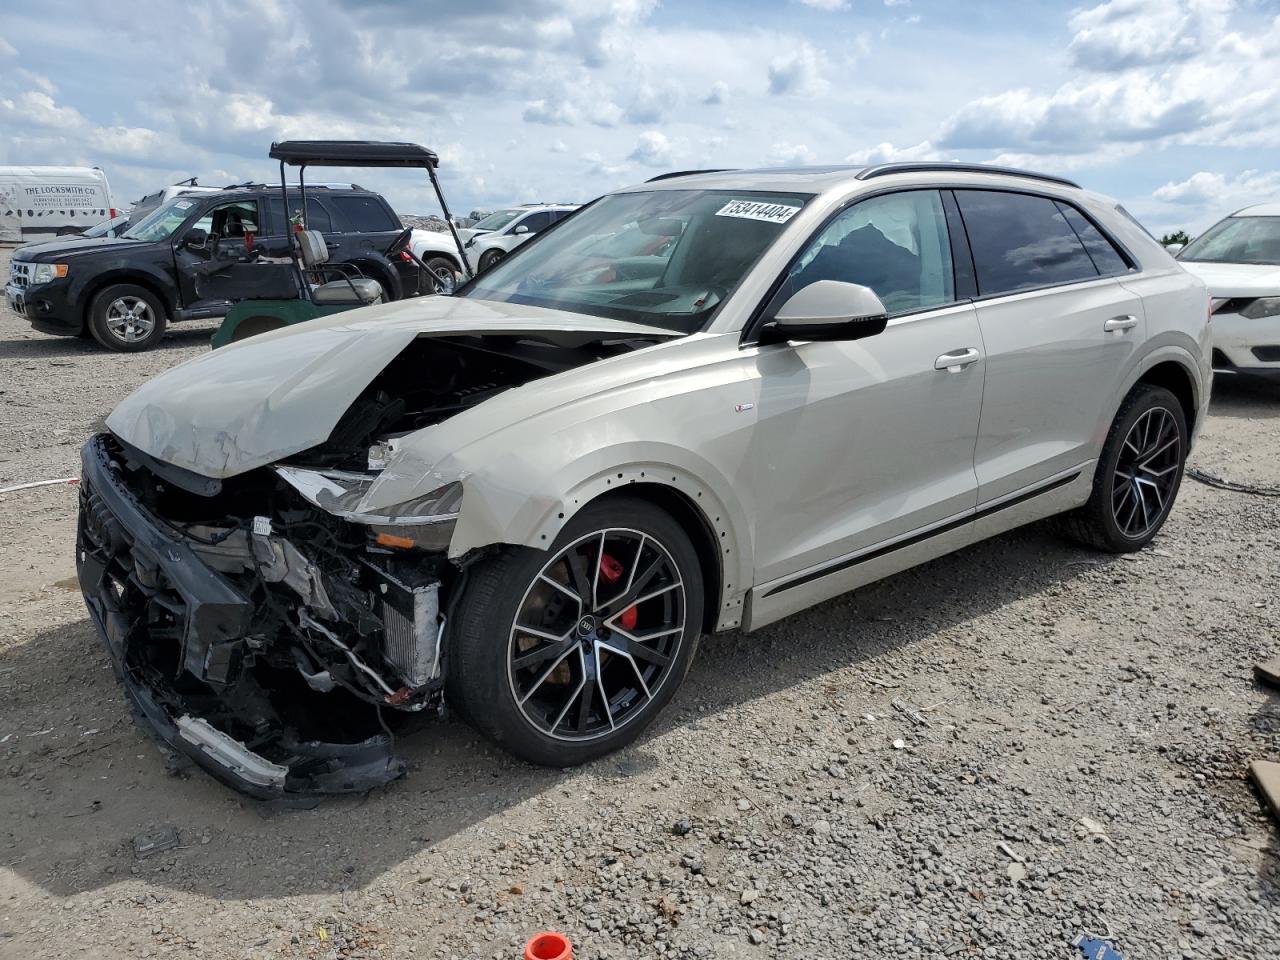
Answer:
399, 251, 412, 262
109, 208, 117, 218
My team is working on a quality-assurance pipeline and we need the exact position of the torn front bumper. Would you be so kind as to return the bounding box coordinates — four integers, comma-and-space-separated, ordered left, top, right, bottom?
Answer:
75, 435, 406, 802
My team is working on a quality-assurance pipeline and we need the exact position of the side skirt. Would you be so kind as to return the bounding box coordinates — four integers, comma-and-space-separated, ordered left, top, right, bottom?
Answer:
742, 464, 1094, 632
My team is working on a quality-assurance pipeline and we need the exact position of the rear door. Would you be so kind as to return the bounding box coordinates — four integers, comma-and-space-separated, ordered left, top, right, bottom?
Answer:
955, 189, 1144, 504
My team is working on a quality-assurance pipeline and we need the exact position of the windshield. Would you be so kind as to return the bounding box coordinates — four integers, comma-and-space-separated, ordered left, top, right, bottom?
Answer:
83, 216, 123, 238
1180, 216, 1280, 265
122, 197, 198, 242
470, 208, 523, 232
461, 189, 811, 333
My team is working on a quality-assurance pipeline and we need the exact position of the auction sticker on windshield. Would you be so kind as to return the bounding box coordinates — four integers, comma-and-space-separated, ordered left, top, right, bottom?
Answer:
715, 200, 800, 224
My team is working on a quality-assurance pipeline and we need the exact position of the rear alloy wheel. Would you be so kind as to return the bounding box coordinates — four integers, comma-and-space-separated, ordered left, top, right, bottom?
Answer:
88, 283, 167, 352
1059, 383, 1187, 552
447, 498, 703, 766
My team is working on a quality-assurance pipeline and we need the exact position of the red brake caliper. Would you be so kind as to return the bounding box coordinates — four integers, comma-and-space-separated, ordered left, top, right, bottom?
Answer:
599, 553, 638, 630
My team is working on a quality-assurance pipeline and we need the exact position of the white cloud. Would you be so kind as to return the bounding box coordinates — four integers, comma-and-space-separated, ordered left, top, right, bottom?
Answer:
624, 77, 683, 124
1153, 169, 1280, 207
523, 97, 581, 126
937, 1, 1280, 156
1067, 0, 1229, 72
843, 140, 940, 164
796, 0, 848, 10
628, 130, 675, 167
767, 44, 829, 97
703, 80, 729, 106
766, 141, 816, 166
549, 139, 569, 153
4, 90, 85, 130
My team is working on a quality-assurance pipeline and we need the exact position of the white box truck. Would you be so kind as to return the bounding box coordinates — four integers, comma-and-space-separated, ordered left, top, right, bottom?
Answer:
0, 166, 115, 243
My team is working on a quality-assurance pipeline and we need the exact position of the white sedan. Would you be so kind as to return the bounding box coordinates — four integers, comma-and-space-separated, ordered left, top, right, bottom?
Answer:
1176, 203, 1280, 380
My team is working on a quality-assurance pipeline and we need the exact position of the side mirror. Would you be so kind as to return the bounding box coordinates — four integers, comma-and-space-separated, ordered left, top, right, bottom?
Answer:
1164, 243, 1184, 256
758, 280, 889, 345
183, 228, 209, 250
512, 223, 530, 235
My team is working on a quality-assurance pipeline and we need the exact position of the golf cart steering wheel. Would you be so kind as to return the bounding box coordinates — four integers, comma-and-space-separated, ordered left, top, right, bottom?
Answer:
384, 227, 414, 258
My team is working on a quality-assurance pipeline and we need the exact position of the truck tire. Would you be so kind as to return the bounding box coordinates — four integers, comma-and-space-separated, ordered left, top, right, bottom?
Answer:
87, 283, 168, 352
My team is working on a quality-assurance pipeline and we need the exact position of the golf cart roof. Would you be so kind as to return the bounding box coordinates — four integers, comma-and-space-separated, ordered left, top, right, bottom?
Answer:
269, 140, 440, 168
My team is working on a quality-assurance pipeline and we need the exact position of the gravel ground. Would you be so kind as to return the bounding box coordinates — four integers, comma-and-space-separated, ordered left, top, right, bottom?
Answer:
1, 244, 1278, 959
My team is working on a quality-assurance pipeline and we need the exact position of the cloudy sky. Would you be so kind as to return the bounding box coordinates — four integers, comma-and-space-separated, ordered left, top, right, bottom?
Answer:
1, 0, 1277, 234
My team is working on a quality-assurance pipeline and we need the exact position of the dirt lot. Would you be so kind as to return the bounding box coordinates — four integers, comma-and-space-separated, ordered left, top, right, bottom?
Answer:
1, 244, 1277, 960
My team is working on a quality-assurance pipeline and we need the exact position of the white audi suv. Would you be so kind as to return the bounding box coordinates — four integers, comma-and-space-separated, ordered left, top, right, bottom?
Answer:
78, 161, 1211, 798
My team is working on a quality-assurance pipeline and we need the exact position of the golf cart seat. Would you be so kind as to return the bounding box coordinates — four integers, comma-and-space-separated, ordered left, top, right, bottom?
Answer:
296, 229, 384, 305
312, 277, 384, 304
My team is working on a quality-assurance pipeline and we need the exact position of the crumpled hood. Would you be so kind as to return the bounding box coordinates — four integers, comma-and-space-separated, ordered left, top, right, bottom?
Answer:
106, 296, 675, 479
1179, 260, 1280, 297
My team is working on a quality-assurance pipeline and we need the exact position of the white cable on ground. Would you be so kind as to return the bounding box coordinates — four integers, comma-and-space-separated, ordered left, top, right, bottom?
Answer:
0, 477, 80, 495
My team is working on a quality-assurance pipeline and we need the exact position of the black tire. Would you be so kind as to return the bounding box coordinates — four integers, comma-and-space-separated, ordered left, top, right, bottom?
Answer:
1059, 383, 1187, 552
423, 256, 457, 293
228, 315, 287, 343
446, 496, 704, 766
87, 283, 167, 352
478, 248, 504, 273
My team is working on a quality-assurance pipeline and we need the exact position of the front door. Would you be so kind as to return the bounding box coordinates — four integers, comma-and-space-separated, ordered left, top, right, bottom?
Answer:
173, 198, 263, 309
952, 189, 1146, 504
748, 189, 985, 587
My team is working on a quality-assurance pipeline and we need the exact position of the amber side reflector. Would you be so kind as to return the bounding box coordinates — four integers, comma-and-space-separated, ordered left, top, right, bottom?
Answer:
375, 532, 416, 550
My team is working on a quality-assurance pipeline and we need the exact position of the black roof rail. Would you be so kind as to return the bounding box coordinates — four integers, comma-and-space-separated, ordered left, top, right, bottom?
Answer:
855, 161, 1080, 189
646, 168, 736, 183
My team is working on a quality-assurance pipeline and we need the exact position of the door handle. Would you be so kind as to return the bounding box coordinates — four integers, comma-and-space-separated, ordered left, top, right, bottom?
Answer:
935, 348, 981, 372
1103, 314, 1137, 332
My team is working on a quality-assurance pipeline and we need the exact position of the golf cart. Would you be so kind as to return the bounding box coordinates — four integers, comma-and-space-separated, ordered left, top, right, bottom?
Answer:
210, 140, 471, 348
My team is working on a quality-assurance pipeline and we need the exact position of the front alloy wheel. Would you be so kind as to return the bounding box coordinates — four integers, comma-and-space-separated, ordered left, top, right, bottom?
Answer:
508, 529, 686, 741
447, 497, 703, 766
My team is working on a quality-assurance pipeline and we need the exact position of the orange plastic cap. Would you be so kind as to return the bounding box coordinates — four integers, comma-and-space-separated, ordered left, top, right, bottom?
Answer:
524, 931, 572, 960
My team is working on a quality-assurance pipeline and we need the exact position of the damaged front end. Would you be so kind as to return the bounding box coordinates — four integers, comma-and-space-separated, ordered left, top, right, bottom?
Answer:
80, 322, 676, 799
76, 433, 454, 801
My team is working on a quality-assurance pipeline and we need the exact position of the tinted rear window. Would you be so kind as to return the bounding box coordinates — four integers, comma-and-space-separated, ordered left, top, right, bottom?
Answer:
330, 195, 399, 232
955, 190, 1099, 295
1056, 202, 1129, 276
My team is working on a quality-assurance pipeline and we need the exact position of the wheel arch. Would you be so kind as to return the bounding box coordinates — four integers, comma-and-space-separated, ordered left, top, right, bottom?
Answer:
1135, 358, 1198, 435
585, 483, 727, 635
76, 271, 175, 330
449, 456, 752, 633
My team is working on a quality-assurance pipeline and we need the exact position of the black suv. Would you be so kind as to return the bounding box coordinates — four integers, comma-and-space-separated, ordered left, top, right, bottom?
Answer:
5, 183, 423, 351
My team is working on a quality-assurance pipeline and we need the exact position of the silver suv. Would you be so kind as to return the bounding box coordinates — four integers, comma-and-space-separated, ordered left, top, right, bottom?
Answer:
81, 162, 1210, 797
462, 202, 578, 272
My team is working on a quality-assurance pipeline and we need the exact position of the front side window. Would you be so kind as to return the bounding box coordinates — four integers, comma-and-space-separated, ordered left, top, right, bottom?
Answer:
462, 189, 810, 333
205, 201, 259, 239
956, 190, 1099, 295
517, 211, 554, 234
1180, 216, 1280, 266
779, 189, 955, 315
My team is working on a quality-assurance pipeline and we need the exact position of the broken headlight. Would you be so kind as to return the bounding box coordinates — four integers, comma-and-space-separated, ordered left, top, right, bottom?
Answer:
275, 466, 462, 551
